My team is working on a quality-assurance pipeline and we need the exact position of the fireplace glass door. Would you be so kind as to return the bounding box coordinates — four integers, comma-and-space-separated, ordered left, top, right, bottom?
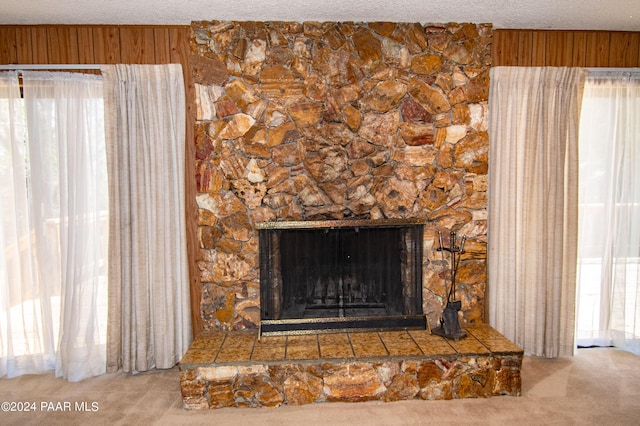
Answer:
258, 219, 424, 334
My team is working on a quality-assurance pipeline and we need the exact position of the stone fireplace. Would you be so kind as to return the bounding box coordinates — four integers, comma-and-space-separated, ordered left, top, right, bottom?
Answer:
182, 21, 522, 410
191, 20, 491, 333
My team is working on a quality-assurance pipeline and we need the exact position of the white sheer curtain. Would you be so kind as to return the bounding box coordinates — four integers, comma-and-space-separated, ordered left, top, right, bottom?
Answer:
101, 64, 191, 373
0, 72, 51, 377
488, 67, 586, 357
576, 70, 640, 354
0, 71, 108, 381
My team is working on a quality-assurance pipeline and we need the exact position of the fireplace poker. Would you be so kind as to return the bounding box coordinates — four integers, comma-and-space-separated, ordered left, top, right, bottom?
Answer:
438, 231, 447, 300
432, 229, 467, 341
450, 235, 466, 302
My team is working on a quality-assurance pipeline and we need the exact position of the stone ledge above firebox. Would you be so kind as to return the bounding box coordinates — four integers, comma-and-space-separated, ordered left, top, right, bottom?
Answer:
180, 323, 523, 409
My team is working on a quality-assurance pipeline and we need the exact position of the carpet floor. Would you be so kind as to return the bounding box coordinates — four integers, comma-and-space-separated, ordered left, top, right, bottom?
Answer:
0, 347, 638, 425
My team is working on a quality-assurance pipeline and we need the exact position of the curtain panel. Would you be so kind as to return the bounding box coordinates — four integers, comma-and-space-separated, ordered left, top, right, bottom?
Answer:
488, 67, 586, 357
102, 64, 192, 373
0, 72, 53, 378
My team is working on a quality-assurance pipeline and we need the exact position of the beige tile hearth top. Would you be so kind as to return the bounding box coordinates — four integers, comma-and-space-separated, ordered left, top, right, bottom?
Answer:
180, 324, 522, 367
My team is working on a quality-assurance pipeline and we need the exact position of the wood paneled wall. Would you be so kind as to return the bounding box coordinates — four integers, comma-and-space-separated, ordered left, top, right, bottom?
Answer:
0, 25, 190, 65
0, 25, 203, 337
493, 29, 640, 67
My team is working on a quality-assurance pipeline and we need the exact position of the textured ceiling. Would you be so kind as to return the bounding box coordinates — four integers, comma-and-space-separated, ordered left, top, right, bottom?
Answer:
1, 0, 639, 30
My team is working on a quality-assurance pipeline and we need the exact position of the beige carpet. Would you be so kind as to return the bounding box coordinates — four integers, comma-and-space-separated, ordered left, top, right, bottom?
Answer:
0, 347, 638, 425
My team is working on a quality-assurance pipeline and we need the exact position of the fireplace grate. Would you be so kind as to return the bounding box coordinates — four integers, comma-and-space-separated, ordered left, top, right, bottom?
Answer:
259, 315, 428, 336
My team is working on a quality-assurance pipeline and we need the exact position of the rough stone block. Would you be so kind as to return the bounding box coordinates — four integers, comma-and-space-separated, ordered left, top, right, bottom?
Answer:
323, 363, 386, 402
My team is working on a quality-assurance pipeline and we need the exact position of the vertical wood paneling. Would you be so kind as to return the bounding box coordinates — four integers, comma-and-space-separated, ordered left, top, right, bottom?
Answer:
119, 27, 156, 63
92, 27, 121, 64
76, 27, 96, 64
572, 31, 587, 67
169, 27, 191, 64
153, 28, 171, 63
609, 32, 640, 67
517, 30, 534, 66
490, 30, 504, 65
15, 27, 34, 63
0, 27, 18, 64
493, 29, 640, 67
531, 31, 547, 65
546, 32, 574, 66
492, 30, 517, 66
30, 27, 49, 64
47, 27, 79, 64
169, 26, 203, 337
585, 32, 611, 67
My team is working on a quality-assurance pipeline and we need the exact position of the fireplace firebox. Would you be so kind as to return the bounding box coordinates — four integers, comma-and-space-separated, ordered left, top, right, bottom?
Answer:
258, 219, 426, 335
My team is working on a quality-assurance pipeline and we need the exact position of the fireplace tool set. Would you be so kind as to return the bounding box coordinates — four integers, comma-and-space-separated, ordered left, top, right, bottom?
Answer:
432, 230, 467, 341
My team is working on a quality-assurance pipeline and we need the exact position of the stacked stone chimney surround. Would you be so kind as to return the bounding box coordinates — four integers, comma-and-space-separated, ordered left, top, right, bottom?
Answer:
191, 21, 491, 332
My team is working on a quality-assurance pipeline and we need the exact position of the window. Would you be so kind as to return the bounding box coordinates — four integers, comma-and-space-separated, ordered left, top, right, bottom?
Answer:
0, 71, 108, 380
576, 71, 640, 354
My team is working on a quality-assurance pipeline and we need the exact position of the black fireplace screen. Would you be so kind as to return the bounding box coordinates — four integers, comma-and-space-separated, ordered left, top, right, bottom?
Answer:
258, 219, 425, 334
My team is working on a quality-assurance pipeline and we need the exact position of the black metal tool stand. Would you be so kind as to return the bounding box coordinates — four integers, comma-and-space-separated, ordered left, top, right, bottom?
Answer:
432, 231, 467, 341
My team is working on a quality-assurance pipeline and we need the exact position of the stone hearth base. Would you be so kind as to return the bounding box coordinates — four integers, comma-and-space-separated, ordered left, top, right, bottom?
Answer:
180, 324, 522, 409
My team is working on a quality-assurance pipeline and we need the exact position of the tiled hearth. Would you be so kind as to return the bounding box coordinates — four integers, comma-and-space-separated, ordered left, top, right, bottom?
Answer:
180, 324, 522, 409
